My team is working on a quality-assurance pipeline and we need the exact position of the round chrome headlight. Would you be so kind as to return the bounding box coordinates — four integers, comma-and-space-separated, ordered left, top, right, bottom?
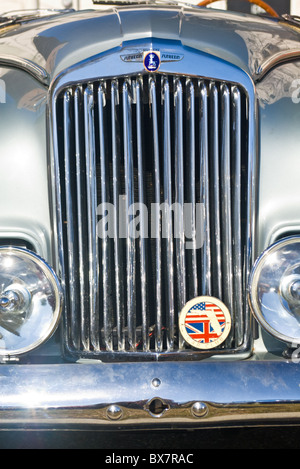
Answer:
249, 237, 300, 344
0, 247, 63, 356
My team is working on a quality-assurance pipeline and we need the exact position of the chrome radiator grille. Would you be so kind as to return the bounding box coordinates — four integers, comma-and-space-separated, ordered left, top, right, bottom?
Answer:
54, 74, 250, 360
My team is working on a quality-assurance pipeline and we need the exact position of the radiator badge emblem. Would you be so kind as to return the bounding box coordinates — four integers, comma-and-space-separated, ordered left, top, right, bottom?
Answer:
143, 51, 161, 72
120, 50, 184, 67
179, 296, 232, 350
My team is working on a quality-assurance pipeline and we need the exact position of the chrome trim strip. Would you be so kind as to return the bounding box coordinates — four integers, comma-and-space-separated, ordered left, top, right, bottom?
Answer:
63, 89, 79, 349
174, 78, 186, 350
84, 85, 100, 351
123, 80, 137, 351
186, 79, 198, 299
49, 92, 65, 323
0, 361, 300, 428
74, 86, 90, 351
247, 77, 259, 346
220, 84, 233, 325
149, 77, 162, 353
255, 49, 300, 81
162, 77, 175, 351
0, 55, 49, 84
136, 77, 149, 351
199, 81, 211, 296
111, 80, 125, 351
98, 83, 113, 351
231, 86, 243, 345
209, 82, 222, 299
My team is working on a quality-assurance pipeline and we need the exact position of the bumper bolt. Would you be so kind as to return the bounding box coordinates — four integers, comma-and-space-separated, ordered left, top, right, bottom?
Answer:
151, 378, 161, 388
191, 402, 208, 418
106, 405, 123, 420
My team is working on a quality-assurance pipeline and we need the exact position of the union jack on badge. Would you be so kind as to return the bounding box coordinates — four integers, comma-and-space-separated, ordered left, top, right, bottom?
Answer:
179, 296, 231, 350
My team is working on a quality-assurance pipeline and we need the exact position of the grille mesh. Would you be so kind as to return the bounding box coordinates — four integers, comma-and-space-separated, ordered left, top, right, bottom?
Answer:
54, 74, 250, 360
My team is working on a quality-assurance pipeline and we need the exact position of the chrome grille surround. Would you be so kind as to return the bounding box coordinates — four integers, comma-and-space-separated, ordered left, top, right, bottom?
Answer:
50, 44, 257, 361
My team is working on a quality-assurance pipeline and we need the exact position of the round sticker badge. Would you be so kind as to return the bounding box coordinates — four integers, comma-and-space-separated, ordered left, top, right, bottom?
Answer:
143, 50, 161, 72
179, 296, 232, 350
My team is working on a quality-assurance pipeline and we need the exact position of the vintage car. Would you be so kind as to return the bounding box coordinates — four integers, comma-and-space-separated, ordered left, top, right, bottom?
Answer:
0, 0, 300, 433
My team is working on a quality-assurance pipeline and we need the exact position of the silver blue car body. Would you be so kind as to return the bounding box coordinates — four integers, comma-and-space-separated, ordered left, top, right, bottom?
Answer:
0, 3, 300, 428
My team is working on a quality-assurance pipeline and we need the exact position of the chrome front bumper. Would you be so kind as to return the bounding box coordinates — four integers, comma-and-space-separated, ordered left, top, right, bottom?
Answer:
1, 360, 300, 429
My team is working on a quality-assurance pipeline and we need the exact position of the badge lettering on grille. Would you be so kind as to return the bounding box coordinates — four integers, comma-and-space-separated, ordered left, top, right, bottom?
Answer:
120, 50, 184, 68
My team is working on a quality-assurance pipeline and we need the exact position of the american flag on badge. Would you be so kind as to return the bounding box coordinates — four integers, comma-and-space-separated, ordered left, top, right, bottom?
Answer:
184, 301, 226, 344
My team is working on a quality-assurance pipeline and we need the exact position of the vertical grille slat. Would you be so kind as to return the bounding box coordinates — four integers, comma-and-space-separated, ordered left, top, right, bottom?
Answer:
231, 85, 244, 346
209, 82, 222, 300
186, 79, 198, 300
220, 84, 234, 339
63, 89, 80, 349
136, 78, 149, 351
83, 84, 100, 351
199, 81, 211, 296
57, 74, 250, 360
174, 78, 186, 350
162, 78, 175, 351
150, 77, 163, 352
123, 80, 137, 350
111, 80, 126, 351
98, 83, 114, 351
74, 86, 90, 351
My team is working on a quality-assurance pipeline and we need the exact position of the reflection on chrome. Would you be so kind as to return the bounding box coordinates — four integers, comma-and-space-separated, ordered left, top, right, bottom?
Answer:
0, 247, 63, 356
249, 237, 300, 344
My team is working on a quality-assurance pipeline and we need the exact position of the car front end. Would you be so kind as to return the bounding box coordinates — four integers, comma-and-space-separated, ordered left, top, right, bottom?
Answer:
0, 1, 300, 431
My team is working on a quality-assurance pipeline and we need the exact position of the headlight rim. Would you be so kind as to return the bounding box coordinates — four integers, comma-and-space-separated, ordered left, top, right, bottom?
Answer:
0, 246, 63, 357
249, 235, 300, 345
